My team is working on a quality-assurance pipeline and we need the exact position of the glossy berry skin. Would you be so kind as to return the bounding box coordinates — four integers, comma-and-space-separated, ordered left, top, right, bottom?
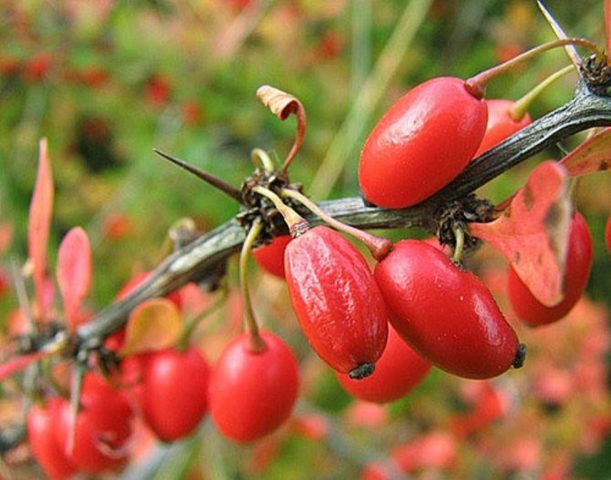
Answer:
508, 212, 593, 326
285, 226, 388, 376
374, 240, 522, 379
55, 374, 134, 474
28, 397, 77, 480
137, 347, 210, 442
358, 77, 488, 208
336, 324, 431, 403
252, 235, 292, 279
209, 331, 299, 443
474, 99, 532, 157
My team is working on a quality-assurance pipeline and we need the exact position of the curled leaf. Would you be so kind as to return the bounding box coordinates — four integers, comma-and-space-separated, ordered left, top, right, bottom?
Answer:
559, 127, 611, 176
256, 85, 307, 172
469, 161, 571, 306
119, 298, 182, 356
57, 227, 92, 331
28, 138, 54, 321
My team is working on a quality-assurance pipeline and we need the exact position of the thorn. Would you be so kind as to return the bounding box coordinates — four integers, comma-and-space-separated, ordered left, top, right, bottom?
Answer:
153, 149, 243, 203
537, 1, 582, 69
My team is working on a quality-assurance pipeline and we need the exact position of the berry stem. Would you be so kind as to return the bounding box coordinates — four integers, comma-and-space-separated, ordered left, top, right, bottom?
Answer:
510, 64, 575, 120
251, 186, 310, 237
465, 38, 604, 98
251, 148, 275, 173
67, 362, 86, 455
239, 219, 266, 353
280, 188, 393, 261
154, 149, 243, 203
282, 105, 306, 173
452, 226, 465, 265
178, 289, 228, 352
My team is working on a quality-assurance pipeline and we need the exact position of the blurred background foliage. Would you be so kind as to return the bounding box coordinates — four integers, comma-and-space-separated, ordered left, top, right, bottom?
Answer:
0, 1, 609, 479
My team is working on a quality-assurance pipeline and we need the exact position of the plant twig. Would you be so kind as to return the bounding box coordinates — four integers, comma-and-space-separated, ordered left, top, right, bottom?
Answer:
2, 80, 611, 459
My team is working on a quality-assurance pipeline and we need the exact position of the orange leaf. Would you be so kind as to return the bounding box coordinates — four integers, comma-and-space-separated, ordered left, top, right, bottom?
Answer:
28, 138, 54, 321
57, 227, 92, 331
119, 298, 182, 356
468, 161, 571, 306
558, 127, 611, 176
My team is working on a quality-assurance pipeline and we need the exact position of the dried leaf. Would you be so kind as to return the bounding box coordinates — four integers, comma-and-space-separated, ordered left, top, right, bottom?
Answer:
558, 127, 611, 176
469, 161, 571, 306
57, 227, 92, 331
28, 138, 54, 321
256, 85, 306, 171
119, 298, 182, 356
0, 351, 46, 382
256, 85, 302, 121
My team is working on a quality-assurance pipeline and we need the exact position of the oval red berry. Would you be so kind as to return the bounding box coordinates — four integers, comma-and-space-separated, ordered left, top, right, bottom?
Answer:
285, 226, 388, 376
209, 331, 299, 443
336, 324, 431, 403
358, 77, 488, 208
375, 240, 522, 379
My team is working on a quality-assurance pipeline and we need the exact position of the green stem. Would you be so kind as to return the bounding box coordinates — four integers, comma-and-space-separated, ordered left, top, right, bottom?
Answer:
251, 148, 275, 172
510, 64, 575, 120
251, 186, 310, 237
452, 226, 465, 264
178, 289, 228, 351
465, 38, 604, 98
67, 362, 86, 455
239, 219, 265, 353
280, 188, 393, 261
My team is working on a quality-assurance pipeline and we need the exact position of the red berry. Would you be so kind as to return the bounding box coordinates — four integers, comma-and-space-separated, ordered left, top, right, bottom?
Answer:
209, 331, 299, 443
507, 211, 593, 326
24, 52, 53, 83
252, 235, 291, 279
137, 347, 210, 442
145, 74, 171, 107
474, 99, 532, 157
605, 214, 611, 254
55, 374, 134, 474
285, 226, 388, 377
375, 240, 523, 379
391, 431, 457, 472
336, 324, 431, 403
28, 397, 78, 480
358, 77, 488, 208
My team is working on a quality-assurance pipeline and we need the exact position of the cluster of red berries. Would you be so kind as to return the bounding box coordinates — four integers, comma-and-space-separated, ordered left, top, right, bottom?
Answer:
252, 75, 593, 404
21, 65, 603, 478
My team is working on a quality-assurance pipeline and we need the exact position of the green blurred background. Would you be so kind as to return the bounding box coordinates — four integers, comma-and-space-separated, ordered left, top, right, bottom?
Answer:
0, 1, 609, 479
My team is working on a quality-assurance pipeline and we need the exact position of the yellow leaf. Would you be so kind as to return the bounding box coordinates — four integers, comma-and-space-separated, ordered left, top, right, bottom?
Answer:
119, 298, 182, 356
